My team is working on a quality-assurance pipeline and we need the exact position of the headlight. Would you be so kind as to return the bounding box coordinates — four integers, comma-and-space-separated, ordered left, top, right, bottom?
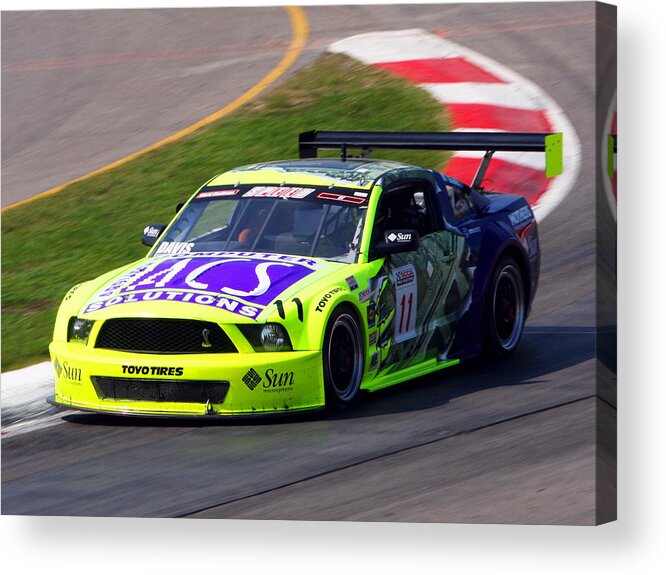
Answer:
67, 317, 95, 345
238, 323, 292, 352
260, 324, 290, 351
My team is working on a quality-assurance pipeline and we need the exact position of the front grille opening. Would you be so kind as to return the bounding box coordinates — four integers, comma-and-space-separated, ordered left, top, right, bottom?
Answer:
95, 318, 237, 354
91, 376, 230, 404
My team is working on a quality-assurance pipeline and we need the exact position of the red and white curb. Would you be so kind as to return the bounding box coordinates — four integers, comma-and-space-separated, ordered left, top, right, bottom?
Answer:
329, 29, 581, 221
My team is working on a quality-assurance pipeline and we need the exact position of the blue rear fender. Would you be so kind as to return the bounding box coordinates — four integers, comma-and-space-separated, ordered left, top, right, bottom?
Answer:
448, 211, 538, 360
431, 171, 539, 360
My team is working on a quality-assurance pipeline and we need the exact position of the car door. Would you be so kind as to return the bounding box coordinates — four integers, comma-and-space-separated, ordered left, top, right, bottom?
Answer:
371, 178, 472, 376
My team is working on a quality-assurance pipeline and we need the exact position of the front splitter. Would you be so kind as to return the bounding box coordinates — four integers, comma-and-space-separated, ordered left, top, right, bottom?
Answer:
46, 396, 326, 421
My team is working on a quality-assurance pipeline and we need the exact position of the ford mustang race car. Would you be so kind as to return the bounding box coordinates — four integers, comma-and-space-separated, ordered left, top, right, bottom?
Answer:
48, 130, 562, 417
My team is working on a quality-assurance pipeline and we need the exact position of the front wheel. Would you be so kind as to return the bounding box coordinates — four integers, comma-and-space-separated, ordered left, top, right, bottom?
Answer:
323, 305, 364, 409
483, 256, 526, 359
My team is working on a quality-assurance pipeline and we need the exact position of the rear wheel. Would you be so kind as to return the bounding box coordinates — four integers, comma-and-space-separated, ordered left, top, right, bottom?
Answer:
323, 305, 364, 409
483, 256, 526, 359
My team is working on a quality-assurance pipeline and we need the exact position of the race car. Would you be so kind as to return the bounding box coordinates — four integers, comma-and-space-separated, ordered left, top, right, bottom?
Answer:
48, 130, 562, 417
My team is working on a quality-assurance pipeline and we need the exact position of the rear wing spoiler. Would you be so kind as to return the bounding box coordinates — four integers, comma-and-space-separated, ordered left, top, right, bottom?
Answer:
298, 130, 563, 189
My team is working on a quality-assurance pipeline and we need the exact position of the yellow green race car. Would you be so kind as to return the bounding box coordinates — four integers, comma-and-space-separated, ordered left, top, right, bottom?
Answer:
48, 131, 561, 417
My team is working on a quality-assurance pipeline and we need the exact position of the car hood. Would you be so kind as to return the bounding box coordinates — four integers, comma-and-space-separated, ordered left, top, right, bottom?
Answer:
81, 252, 344, 321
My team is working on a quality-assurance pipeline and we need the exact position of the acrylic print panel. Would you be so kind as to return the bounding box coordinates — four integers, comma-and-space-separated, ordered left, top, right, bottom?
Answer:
1, 2, 616, 524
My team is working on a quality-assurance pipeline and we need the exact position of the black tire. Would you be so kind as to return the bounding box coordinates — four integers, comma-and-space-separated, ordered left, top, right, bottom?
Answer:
322, 305, 364, 409
483, 256, 527, 359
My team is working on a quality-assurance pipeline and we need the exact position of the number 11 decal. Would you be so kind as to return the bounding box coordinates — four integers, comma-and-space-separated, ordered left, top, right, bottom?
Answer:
398, 292, 414, 334
392, 264, 418, 343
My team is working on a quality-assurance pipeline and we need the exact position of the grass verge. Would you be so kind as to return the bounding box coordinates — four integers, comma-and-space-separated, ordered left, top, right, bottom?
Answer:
1, 53, 451, 371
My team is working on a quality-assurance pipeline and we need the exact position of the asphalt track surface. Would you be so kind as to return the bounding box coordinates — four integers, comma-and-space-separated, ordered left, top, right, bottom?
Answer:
1, 3, 614, 523
1, 7, 293, 207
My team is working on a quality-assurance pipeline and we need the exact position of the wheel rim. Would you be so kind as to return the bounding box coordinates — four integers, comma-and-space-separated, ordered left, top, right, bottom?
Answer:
327, 313, 363, 402
492, 265, 525, 351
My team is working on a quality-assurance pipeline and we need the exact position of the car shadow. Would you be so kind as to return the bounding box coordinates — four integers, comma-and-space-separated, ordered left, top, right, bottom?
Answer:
61, 325, 595, 428
333, 325, 595, 421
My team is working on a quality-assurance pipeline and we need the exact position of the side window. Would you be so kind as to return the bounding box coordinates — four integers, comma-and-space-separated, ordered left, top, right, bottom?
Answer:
445, 182, 474, 220
372, 183, 438, 247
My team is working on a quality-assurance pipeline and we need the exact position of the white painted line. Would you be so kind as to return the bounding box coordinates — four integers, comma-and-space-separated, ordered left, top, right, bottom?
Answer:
421, 82, 544, 110
178, 52, 274, 78
329, 28, 466, 63
1, 361, 60, 436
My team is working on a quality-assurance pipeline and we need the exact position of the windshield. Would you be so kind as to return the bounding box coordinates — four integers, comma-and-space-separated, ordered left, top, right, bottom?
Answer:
154, 184, 368, 263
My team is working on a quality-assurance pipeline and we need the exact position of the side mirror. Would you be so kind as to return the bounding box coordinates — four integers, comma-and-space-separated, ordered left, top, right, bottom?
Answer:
142, 224, 167, 246
374, 229, 419, 256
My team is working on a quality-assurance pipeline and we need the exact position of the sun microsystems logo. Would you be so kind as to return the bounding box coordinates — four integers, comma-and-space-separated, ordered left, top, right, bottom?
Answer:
387, 233, 397, 242
53, 358, 63, 378
242, 368, 262, 391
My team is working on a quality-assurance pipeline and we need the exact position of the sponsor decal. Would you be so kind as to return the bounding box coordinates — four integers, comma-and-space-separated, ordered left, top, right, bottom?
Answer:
395, 267, 415, 287
315, 287, 345, 313
369, 351, 379, 371
54, 358, 82, 383
368, 331, 377, 346
263, 368, 295, 392
367, 302, 376, 328
316, 191, 366, 205
386, 231, 413, 244
151, 252, 320, 266
508, 205, 533, 228
392, 264, 418, 343
358, 288, 372, 303
353, 191, 368, 198
244, 186, 315, 199
156, 242, 193, 255
85, 291, 262, 318
345, 275, 359, 291
63, 362, 82, 382
121, 365, 184, 376
243, 368, 262, 391
84, 255, 316, 317
143, 225, 162, 239
196, 188, 239, 199
242, 368, 295, 393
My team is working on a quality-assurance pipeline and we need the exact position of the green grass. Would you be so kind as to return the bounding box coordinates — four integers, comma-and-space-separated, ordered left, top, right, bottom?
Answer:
1, 53, 451, 371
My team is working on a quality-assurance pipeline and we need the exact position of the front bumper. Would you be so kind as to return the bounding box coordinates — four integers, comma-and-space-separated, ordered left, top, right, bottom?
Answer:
49, 341, 325, 417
